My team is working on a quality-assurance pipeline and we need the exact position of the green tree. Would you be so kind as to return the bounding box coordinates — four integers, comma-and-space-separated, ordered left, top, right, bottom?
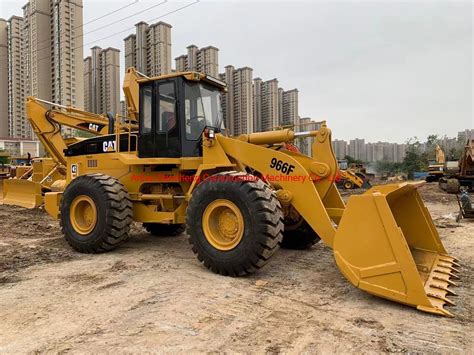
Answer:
343, 155, 364, 165
0, 149, 9, 165
402, 137, 428, 179
425, 134, 439, 161
375, 159, 403, 175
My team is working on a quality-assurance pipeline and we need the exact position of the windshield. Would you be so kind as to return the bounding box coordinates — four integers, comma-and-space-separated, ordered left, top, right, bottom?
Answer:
184, 82, 224, 140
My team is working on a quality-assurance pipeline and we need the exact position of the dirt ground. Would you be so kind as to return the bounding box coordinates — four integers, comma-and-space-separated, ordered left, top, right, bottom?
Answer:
0, 183, 472, 353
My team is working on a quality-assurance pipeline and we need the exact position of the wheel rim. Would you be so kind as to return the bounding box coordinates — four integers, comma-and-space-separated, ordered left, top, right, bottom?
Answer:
70, 195, 97, 235
202, 199, 244, 251
344, 181, 353, 189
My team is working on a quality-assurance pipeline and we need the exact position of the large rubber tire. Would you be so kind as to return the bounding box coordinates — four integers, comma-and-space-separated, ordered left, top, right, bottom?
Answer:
281, 220, 321, 250
60, 174, 133, 253
343, 180, 354, 190
439, 178, 448, 191
186, 171, 284, 276
446, 179, 460, 194
143, 223, 185, 236
425, 175, 438, 183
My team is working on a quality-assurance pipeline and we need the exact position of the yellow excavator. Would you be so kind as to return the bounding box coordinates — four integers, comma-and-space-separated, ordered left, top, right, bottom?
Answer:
426, 144, 446, 183
19, 68, 459, 317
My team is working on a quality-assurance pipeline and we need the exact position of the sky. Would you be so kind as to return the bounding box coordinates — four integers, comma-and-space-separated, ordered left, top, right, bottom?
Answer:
1, 0, 472, 143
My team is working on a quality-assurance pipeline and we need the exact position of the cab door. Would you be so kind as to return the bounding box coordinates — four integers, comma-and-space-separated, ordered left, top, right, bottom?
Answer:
138, 84, 154, 157
154, 80, 180, 157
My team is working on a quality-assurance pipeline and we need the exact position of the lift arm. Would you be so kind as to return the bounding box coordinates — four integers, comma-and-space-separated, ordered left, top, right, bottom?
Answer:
123, 67, 149, 122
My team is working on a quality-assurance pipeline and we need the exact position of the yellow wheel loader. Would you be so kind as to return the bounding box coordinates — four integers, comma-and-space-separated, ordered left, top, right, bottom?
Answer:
26, 68, 458, 317
336, 160, 371, 189
2, 97, 138, 208
337, 169, 370, 190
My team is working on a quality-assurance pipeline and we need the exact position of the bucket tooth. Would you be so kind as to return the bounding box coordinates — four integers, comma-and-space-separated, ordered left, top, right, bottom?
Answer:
439, 308, 454, 317
436, 264, 460, 274
418, 304, 454, 317
439, 264, 461, 274
440, 258, 461, 268
430, 284, 458, 296
433, 276, 457, 287
428, 293, 456, 307
434, 268, 460, 280
450, 266, 461, 274
450, 256, 460, 263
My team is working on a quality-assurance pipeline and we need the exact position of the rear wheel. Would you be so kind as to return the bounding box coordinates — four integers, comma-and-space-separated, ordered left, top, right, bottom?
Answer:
343, 180, 354, 189
439, 178, 448, 191
446, 179, 460, 194
143, 223, 185, 236
60, 174, 133, 253
186, 171, 284, 276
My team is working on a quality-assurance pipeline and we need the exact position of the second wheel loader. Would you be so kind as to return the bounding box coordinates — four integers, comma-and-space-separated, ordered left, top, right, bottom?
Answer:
25, 68, 459, 317
2, 97, 138, 208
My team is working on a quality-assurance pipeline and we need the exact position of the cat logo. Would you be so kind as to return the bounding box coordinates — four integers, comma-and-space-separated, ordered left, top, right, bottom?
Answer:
103, 140, 116, 152
88, 123, 99, 131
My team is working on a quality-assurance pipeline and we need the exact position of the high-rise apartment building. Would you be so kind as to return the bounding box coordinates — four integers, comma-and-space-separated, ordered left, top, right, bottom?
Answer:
220, 65, 253, 135
220, 66, 234, 134
124, 21, 172, 76
124, 34, 136, 72
332, 139, 348, 160
175, 45, 219, 77
84, 46, 120, 115
297, 117, 311, 155
6, 16, 29, 138
297, 118, 321, 156
2, 0, 85, 139
252, 78, 262, 132
393, 143, 406, 163
259, 79, 279, 132
281, 89, 299, 127
278, 88, 283, 124
23, 0, 84, 109
348, 138, 366, 161
253, 78, 280, 133
458, 129, 474, 142
0, 19, 9, 137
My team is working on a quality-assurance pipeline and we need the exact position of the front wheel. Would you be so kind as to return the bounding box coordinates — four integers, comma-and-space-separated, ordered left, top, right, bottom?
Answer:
60, 174, 133, 253
186, 172, 284, 276
281, 219, 321, 249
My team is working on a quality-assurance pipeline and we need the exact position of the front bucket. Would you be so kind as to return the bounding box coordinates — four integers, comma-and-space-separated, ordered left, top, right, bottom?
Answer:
2, 179, 43, 209
333, 182, 459, 316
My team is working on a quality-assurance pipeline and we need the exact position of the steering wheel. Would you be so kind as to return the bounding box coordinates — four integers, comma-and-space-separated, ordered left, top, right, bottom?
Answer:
186, 115, 206, 125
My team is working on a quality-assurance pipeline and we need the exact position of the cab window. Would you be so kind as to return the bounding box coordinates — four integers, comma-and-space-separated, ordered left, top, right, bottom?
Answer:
157, 82, 176, 133
141, 86, 152, 134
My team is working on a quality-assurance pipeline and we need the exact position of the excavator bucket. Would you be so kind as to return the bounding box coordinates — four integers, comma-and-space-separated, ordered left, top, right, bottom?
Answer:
333, 182, 459, 316
2, 179, 43, 209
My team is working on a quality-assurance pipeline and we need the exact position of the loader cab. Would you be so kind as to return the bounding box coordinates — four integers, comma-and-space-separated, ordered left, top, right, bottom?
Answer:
138, 73, 225, 158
